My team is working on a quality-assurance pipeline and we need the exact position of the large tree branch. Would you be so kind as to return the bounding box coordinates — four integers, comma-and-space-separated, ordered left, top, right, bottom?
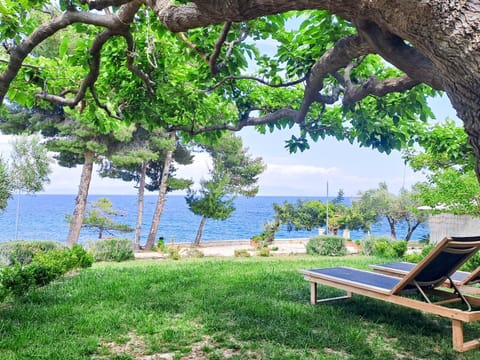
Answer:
209, 75, 306, 90
32, 1, 152, 110
36, 29, 116, 107
0, 10, 120, 104
343, 75, 419, 105
82, 0, 136, 10
153, 0, 348, 33
295, 35, 372, 123
209, 22, 232, 74
170, 108, 298, 134
355, 19, 444, 90
123, 32, 155, 95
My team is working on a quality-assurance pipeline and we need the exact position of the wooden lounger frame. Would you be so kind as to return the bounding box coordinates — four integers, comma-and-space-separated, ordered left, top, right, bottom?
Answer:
301, 270, 480, 352
300, 236, 480, 352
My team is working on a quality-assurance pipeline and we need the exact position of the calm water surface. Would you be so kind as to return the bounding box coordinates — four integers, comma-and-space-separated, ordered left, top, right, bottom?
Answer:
0, 195, 428, 244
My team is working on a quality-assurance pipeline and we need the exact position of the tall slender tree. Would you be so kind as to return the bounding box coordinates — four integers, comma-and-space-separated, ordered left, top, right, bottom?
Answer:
9, 134, 52, 239
186, 133, 265, 245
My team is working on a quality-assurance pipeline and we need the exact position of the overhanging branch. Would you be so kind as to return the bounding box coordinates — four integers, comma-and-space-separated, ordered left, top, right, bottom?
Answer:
355, 19, 444, 90
169, 108, 298, 134
343, 75, 419, 105
209, 75, 306, 90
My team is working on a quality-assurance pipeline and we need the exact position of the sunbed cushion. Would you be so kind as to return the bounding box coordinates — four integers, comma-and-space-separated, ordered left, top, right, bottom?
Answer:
308, 266, 402, 291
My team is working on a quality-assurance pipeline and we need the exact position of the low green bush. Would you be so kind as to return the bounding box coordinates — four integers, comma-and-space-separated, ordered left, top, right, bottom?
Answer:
306, 236, 346, 256
0, 245, 93, 301
361, 236, 407, 258
234, 249, 250, 257
1, 264, 36, 297
403, 243, 435, 263
258, 247, 271, 257
86, 238, 134, 262
0, 240, 66, 266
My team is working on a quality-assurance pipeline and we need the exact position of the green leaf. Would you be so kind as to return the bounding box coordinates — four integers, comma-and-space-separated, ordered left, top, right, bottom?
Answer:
59, 37, 69, 58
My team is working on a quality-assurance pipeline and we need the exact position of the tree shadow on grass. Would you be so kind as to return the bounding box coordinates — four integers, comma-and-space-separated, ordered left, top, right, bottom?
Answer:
200, 271, 478, 360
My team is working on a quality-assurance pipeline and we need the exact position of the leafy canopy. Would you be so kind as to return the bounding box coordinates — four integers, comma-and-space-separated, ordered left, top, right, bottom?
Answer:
0, 3, 438, 159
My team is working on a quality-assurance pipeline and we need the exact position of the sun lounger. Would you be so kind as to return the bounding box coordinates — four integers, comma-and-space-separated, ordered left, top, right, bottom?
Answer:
300, 236, 480, 352
370, 261, 480, 288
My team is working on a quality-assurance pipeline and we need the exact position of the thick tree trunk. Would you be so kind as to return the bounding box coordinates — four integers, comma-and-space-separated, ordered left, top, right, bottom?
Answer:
66, 151, 94, 247
133, 161, 147, 250
194, 216, 207, 246
405, 221, 421, 242
387, 217, 397, 240
144, 134, 175, 250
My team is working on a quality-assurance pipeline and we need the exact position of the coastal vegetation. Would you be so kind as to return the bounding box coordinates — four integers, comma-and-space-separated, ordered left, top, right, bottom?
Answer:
1, 255, 479, 359
186, 132, 265, 245
271, 185, 426, 241
68, 197, 134, 239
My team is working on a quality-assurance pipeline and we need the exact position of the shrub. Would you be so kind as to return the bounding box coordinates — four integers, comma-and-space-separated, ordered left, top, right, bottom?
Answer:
404, 243, 435, 263
392, 241, 408, 257
361, 236, 407, 258
234, 249, 250, 257
86, 238, 134, 262
0, 240, 66, 266
1, 264, 35, 297
168, 246, 181, 260
258, 247, 271, 257
463, 251, 480, 272
156, 237, 168, 253
70, 245, 94, 268
0, 283, 8, 303
306, 236, 346, 256
0, 245, 93, 300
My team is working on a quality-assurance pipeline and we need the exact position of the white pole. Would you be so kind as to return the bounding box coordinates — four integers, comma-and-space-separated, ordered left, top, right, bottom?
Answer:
326, 181, 329, 235
15, 190, 20, 240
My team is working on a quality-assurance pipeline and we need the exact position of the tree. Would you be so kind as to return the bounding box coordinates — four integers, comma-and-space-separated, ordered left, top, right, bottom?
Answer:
273, 197, 353, 235
45, 119, 134, 246
353, 183, 426, 240
9, 134, 52, 239
68, 197, 134, 239
99, 126, 193, 250
274, 200, 327, 232
9, 135, 51, 194
186, 173, 235, 246
186, 133, 265, 245
0, 157, 12, 212
402, 119, 480, 218
415, 169, 480, 218
4, 2, 480, 183
397, 186, 428, 241
403, 119, 474, 174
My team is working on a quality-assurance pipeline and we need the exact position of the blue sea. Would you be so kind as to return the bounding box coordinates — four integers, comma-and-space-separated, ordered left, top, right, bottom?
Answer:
0, 195, 428, 244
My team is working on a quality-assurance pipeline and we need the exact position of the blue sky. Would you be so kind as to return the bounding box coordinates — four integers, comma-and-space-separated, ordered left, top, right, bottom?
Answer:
0, 95, 460, 196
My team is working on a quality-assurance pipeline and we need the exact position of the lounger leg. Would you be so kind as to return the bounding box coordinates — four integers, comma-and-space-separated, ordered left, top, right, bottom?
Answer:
452, 319, 464, 352
310, 282, 317, 305
452, 319, 480, 352
309, 281, 353, 304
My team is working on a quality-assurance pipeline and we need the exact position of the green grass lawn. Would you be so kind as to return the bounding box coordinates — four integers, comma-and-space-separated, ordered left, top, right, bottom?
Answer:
1, 255, 479, 359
